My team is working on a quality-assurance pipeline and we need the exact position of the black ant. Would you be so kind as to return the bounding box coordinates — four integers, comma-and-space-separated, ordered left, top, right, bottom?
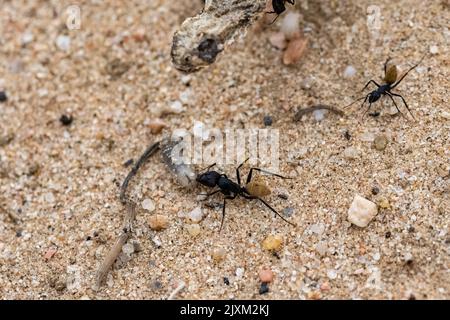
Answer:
345, 55, 426, 120
267, 0, 295, 24
196, 159, 296, 232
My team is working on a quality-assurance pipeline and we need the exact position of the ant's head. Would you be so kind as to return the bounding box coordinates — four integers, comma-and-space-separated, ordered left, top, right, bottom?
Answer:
196, 170, 221, 188
369, 91, 381, 103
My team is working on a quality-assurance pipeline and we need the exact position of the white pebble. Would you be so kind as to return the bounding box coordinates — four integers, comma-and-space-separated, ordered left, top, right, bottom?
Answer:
188, 206, 203, 223
429, 45, 439, 55
21, 32, 34, 45
235, 267, 245, 278
44, 192, 55, 204
343, 65, 357, 78
360, 132, 375, 142
122, 242, 135, 256
310, 223, 325, 235
348, 195, 378, 227
344, 147, 360, 159
327, 269, 337, 280
56, 35, 71, 51
169, 100, 183, 113
180, 75, 191, 85
373, 252, 381, 261
313, 109, 327, 121
179, 90, 192, 105
281, 12, 301, 40
142, 199, 155, 212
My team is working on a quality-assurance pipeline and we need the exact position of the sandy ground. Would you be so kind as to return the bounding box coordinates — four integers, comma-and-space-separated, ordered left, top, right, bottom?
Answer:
0, 0, 449, 300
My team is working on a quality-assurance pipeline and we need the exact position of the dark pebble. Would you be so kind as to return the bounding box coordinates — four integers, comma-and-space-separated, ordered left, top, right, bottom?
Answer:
371, 186, 380, 195
123, 159, 134, 167
385, 231, 391, 238
369, 112, 380, 117
263, 115, 273, 126
344, 130, 351, 141
59, 114, 73, 126
259, 282, 269, 295
223, 277, 230, 286
0, 91, 7, 102
278, 194, 289, 200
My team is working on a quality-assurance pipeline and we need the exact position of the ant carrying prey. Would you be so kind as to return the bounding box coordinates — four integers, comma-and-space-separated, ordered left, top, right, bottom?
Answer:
267, 0, 295, 24
196, 158, 296, 232
345, 55, 426, 120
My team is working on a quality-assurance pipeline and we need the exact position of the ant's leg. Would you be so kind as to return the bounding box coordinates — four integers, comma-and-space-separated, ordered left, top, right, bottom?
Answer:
219, 198, 226, 232
246, 167, 291, 184
361, 80, 381, 92
199, 163, 217, 173
258, 197, 296, 227
390, 92, 416, 120
236, 158, 250, 185
361, 102, 373, 119
344, 94, 368, 109
385, 92, 407, 120
287, 0, 295, 4
219, 195, 236, 232
199, 189, 221, 200
391, 54, 426, 90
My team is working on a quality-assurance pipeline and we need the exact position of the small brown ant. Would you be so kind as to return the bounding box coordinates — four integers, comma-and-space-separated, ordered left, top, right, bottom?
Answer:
267, 0, 295, 24
196, 158, 296, 231
345, 55, 426, 120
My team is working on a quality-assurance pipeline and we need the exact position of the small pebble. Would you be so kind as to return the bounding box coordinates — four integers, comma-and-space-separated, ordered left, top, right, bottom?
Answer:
269, 32, 287, 50
147, 118, 167, 134
343, 65, 357, 78
312, 109, 327, 122
282, 207, 294, 217
259, 282, 270, 295
327, 269, 338, 280
212, 247, 226, 262
373, 134, 388, 151
223, 277, 230, 286
148, 215, 169, 231
281, 12, 301, 40
283, 37, 308, 65
180, 75, 191, 85
262, 234, 283, 251
169, 100, 183, 113
60, 115, 73, 126
44, 192, 56, 204
185, 224, 201, 237
378, 198, 390, 209
429, 45, 439, 55
235, 267, 245, 278
360, 132, 375, 142
347, 194, 378, 228
142, 199, 155, 212
56, 35, 71, 51
263, 115, 273, 126
343, 146, 359, 159
259, 268, 274, 283
188, 206, 203, 223
122, 242, 135, 256
320, 282, 330, 291
0, 91, 7, 102
371, 186, 380, 195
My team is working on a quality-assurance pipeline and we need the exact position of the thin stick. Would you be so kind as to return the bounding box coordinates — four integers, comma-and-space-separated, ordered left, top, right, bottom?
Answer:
294, 105, 345, 121
95, 141, 160, 289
